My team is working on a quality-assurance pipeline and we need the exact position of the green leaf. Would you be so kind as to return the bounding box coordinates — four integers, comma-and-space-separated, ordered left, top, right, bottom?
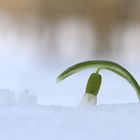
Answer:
57, 60, 140, 100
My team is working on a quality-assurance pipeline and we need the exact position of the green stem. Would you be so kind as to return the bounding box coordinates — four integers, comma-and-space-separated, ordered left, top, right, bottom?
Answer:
96, 68, 100, 74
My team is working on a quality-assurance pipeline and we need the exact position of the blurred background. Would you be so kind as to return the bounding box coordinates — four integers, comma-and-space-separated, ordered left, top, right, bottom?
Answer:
0, 0, 140, 106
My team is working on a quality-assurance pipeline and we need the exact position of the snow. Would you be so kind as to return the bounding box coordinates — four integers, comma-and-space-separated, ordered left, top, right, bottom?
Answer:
0, 89, 140, 140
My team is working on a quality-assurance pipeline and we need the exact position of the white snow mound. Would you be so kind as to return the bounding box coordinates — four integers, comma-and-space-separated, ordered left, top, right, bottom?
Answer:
0, 89, 140, 140
0, 89, 16, 106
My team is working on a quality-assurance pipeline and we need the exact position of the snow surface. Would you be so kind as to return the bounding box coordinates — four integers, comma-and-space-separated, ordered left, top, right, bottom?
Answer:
0, 89, 140, 140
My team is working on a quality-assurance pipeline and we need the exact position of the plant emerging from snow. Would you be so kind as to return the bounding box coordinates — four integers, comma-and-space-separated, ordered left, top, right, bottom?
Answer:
57, 60, 140, 106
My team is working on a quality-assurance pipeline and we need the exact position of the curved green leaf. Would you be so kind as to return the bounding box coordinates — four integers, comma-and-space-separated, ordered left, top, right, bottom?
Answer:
57, 60, 140, 100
